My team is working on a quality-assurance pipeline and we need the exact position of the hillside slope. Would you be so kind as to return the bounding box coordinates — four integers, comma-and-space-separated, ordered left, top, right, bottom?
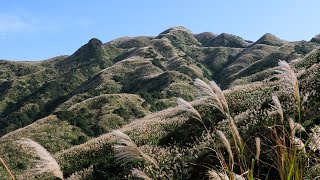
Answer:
0, 27, 320, 179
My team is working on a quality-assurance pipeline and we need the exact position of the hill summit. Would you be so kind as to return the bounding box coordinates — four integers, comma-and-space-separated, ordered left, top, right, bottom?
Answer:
254, 33, 286, 46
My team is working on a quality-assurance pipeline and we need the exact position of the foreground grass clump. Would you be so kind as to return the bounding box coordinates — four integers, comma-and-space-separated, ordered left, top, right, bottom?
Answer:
197, 60, 319, 179
110, 60, 320, 179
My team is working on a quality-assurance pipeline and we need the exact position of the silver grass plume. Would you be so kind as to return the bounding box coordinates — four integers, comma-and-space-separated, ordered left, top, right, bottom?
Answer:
111, 130, 158, 167
289, 118, 306, 138
272, 94, 284, 123
217, 130, 234, 162
209, 81, 230, 115
289, 118, 295, 138
16, 138, 63, 179
176, 98, 202, 121
233, 173, 246, 180
309, 126, 320, 152
292, 137, 306, 154
111, 130, 133, 143
277, 60, 300, 106
207, 170, 229, 180
255, 137, 261, 162
195, 79, 242, 145
131, 168, 151, 180
230, 118, 242, 146
194, 79, 225, 115
207, 170, 244, 180
293, 121, 306, 133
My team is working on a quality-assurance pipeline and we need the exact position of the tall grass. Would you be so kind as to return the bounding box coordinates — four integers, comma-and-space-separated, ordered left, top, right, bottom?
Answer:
194, 78, 252, 179
277, 60, 301, 122
16, 138, 63, 179
189, 60, 318, 179
270, 95, 306, 180
272, 60, 309, 179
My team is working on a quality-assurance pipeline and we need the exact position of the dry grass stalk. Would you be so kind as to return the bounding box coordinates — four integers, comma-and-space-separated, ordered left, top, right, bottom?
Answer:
0, 157, 15, 180
255, 137, 261, 162
272, 94, 284, 123
217, 130, 234, 163
272, 127, 286, 179
131, 168, 151, 180
229, 118, 242, 146
289, 118, 295, 138
112, 131, 158, 167
16, 138, 63, 179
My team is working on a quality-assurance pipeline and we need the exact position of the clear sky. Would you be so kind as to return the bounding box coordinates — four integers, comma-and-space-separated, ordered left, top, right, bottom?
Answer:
1, 0, 320, 61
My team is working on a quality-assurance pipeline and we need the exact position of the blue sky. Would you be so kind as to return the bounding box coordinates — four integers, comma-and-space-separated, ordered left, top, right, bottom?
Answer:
1, 0, 320, 61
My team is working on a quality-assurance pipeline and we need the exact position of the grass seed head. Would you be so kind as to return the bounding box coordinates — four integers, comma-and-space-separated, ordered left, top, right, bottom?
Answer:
112, 131, 158, 167
217, 130, 234, 162
194, 78, 225, 114
278, 60, 300, 105
272, 94, 284, 123
255, 137, 261, 161
207, 170, 229, 180
16, 138, 63, 179
176, 97, 202, 121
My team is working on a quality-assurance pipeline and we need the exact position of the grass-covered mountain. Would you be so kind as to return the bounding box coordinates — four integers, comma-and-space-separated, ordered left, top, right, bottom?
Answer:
0, 26, 320, 179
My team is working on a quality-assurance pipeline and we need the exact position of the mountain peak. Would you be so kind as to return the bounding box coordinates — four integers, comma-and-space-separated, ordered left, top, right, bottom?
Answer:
254, 33, 286, 46
107, 36, 153, 49
88, 38, 103, 46
194, 32, 217, 45
311, 34, 320, 43
206, 33, 250, 48
72, 38, 104, 58
156, 26, 200, 46
54, 37, 119, 72
160, 26, 193, 35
